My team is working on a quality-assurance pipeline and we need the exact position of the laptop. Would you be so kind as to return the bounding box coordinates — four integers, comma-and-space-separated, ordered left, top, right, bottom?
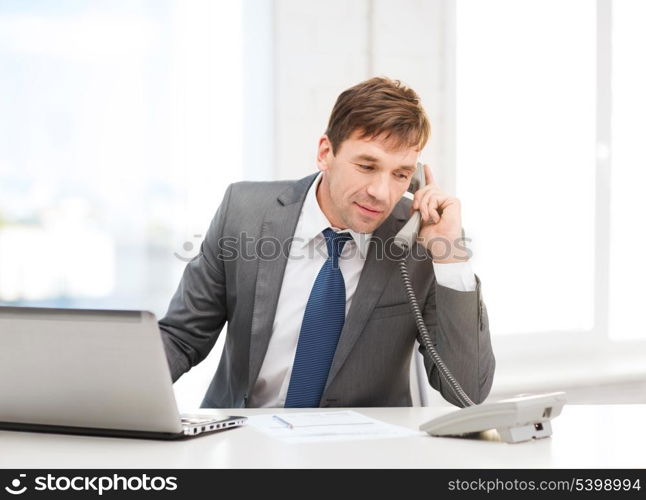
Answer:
0, 306, 247, 440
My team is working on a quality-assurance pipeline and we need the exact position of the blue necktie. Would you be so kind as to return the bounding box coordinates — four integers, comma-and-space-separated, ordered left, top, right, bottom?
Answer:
284, 228, 353, 408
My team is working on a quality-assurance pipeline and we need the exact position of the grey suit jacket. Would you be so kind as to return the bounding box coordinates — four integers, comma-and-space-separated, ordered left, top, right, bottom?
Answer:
159, 172, 495, 408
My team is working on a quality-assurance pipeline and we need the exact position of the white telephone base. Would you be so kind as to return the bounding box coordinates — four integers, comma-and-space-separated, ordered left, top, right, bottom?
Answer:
419, 392, 567, 444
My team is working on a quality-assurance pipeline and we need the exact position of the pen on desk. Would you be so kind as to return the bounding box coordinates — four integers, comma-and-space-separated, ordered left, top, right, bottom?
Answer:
272, 414, 293, 429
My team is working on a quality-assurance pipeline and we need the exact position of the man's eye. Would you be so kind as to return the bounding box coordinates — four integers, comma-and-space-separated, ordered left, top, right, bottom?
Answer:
396, 173, 409, 180
358, 164, 374, 171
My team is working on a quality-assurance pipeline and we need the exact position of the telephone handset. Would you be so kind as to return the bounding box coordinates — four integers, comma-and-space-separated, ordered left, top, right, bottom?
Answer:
394, 161, 426, 250
395, 162, 567, 443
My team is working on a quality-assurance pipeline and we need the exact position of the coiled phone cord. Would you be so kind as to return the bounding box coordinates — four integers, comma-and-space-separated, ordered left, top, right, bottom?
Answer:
398, 255, 475, 408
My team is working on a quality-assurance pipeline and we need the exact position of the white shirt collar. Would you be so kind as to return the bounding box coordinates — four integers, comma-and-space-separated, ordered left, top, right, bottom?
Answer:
294, 172, 372, 259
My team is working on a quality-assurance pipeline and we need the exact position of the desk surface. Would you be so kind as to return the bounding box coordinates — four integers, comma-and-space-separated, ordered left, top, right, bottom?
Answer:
1, 405, 644, 468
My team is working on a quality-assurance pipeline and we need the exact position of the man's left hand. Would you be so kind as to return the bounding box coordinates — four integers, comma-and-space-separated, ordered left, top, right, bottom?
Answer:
411, 163, 470, 263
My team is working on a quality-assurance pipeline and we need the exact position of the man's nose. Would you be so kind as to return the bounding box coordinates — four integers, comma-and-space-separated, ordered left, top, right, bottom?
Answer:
365, 174, 390, 205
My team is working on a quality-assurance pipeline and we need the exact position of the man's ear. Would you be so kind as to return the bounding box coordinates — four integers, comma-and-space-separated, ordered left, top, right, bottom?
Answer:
316, 135, 333, 172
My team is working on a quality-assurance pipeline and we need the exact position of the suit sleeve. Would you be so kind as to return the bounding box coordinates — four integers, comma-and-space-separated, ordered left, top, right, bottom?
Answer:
158, 184, 233, 382
417, 270, 496, 407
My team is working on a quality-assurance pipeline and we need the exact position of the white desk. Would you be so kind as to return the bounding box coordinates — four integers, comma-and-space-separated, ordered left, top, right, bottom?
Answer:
1, 405, 644, 468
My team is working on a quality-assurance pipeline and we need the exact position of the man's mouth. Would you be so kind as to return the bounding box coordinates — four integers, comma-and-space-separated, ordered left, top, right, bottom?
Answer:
354, 202, 384, 217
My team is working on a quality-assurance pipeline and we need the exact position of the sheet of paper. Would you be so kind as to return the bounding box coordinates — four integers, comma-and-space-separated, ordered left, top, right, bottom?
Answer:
246, 410, 424, 443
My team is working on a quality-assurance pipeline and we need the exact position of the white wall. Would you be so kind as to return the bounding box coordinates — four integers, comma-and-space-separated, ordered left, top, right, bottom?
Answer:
272, 0, 455, 193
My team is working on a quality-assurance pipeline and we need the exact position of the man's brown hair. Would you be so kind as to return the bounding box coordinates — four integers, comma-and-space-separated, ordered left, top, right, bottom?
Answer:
325, 76, 431, 155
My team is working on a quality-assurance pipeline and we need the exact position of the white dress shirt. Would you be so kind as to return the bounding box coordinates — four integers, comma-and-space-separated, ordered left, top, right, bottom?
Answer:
248, 172, 476, 407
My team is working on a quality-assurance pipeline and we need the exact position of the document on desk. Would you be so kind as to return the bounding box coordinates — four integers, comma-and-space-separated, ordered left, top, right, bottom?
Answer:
247, 410, 423, 443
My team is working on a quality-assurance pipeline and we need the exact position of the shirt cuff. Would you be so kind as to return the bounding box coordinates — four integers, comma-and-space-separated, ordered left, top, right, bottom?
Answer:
432, 261, 477, 292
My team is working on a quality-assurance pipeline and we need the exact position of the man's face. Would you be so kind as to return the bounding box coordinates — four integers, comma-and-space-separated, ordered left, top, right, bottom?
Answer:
316, 130, 419, 234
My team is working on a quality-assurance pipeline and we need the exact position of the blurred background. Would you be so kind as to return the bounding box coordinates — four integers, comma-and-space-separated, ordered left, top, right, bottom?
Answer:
1, 0, 644, 410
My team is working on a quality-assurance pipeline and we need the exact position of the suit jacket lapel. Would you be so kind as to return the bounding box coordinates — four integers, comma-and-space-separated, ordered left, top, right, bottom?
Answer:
323, 203, 408, 396
248, 173, 318, 393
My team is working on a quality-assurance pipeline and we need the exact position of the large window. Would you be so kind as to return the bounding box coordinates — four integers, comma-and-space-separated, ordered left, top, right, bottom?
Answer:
609, 0, 646, 341
0, 1, 244, 319
456, 0, 596, 336
456, 0, 645, 345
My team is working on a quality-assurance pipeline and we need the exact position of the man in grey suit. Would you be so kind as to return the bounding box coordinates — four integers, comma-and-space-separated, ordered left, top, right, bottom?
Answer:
159, 77, 495, 409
